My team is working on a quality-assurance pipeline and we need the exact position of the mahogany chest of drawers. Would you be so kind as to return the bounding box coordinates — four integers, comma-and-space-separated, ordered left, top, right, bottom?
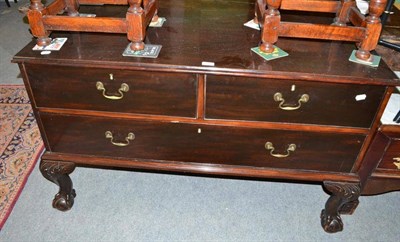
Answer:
13, 0, 400, 234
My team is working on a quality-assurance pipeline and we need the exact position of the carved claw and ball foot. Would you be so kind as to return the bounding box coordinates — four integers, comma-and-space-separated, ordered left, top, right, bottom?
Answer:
39, 160, 76, 211
320, 181, 361, 233
320, 210, 343, 233
52, 189, 76, 211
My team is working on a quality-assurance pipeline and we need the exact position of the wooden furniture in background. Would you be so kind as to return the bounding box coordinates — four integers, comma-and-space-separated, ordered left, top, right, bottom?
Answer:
254, 0, 387, 61
26, 0, 159, 50
14, 0, 400, 234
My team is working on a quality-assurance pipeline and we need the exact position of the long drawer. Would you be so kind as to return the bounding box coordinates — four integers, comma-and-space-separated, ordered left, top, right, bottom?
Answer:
40, 113, 365, 172
205, 75, 386, 128
25, 64, 197, 117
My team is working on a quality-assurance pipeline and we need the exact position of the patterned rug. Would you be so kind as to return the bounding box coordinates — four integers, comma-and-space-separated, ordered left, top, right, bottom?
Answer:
0, 85, 44, 230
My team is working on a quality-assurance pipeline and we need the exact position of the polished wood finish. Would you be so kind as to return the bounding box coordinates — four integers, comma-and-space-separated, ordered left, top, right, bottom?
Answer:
14, 0, 400, 233
205, 75, 386, 128
281, 0, 340, 12
257, 0, 387, 61
40, 113, 364, 172
26, 0, 158, 50
43, 152, 360, 183
362, 177, 400, 195
25, 64, 197, 117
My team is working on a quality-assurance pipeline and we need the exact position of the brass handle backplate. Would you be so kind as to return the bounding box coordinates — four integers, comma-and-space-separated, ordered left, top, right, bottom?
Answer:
105, 131, 135, 147
265, 142, 296, 158
274, 92, 309, 111
96, 81, 129, 100
393, 157, 400, 170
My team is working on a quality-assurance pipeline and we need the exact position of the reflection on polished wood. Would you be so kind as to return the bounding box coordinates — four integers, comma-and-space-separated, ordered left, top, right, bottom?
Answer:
26, 0, 159, 50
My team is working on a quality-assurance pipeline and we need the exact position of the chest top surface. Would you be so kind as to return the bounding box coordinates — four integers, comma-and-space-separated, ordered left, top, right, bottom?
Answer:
13, 0, 399, 85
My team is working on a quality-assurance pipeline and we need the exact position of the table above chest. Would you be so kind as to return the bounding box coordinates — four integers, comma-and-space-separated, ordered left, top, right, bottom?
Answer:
14, 0, 397, 83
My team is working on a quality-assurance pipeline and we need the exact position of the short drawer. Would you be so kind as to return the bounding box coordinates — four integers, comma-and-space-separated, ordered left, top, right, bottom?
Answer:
377, 126, 400, 171
379, 139, 400, 171
205, 75, 386, 128
40, 113, 365, 173
25, 64, 197, 117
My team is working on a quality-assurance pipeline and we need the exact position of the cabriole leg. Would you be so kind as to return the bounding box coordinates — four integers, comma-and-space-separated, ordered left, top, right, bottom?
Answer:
39, 160, 76, 211
320, 181, 361, 233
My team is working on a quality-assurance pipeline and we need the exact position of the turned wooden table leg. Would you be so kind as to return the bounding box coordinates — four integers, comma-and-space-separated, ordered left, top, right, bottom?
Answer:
320, 181, 361, 233
356, 0, 387, 61
254, 0, 266, 25
148, 0, 159, 23
27, 0, 51, 46
260, 0, 282, 53
40, 160, 76, 211
333, 0, 356, 26
127, 0, 146, 51
64, 0, 80, 17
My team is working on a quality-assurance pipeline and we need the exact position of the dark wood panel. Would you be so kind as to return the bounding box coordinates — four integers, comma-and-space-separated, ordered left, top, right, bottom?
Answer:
359, 125, 400, 187
43, 152, 360, 183
362, 176, 400, 195
366, 126, 400, 171
25, 64, 197, 117
37, 107, 369, 134
205, 75, 386, 128
40, 113, 365, 173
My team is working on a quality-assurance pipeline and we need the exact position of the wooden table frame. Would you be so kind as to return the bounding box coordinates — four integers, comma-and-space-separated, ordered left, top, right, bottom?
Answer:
255, 0, 388, 61
27, 0, 159, 51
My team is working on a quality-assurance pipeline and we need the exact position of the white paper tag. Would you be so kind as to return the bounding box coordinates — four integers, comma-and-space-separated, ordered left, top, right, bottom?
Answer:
201, 61, 215, 66
40, 50, 51, 55
149, 17, 166, 27
355, 94, 367, 101
244, 19, 260, 30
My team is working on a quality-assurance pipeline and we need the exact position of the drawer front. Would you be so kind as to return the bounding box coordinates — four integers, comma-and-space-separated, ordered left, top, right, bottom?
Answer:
25, 64, 197, 117
378, 138, 400, 171
40, 113, 365, 173
205, 75, 386, 127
